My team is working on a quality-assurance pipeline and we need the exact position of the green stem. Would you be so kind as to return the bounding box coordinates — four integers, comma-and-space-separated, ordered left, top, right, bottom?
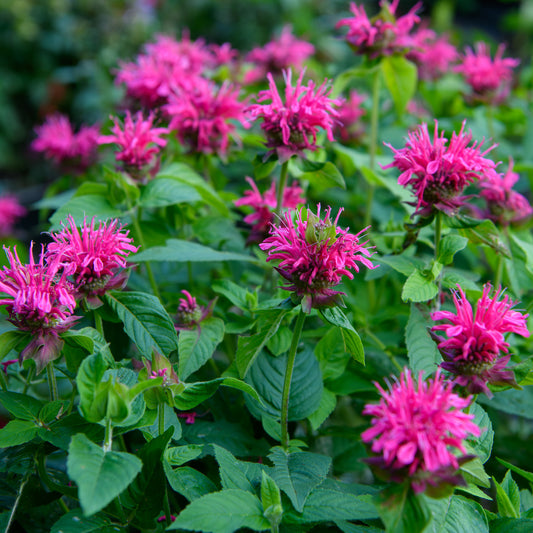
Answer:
5, 472, 29, 533
275, 160, 290, 217
434, 211, 443, 311
103, 417, 113, 453
281, 309, 306, 450
364, 67, 381, 227
131, 208, 161, 300
365, 328, 403, 373
94, 310, 104, 338
46, 362, 58, 402
158, 403, 165, 436
494, 253, 504, 290
22, 366, 34, 394
163, 487, 172, 527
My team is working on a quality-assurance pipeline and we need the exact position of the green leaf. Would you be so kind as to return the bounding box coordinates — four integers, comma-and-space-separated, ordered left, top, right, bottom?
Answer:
252, 154, 278, 180
308, 388, 337, 431
140, 177, 201, 208
50, 510, 117, 533
511, 235, 533, 276
266, 326, 292, 357
0, 419, 38, 447
236, 310, 287, 377
261, 470, 282, 512
381, 55, 418, 116
156, 162, 229, 215
245, 347, 323, 422
132, 239, 255, 264
299, 160, 346, 191
168, 489, 270, 532
67, 433, 143, 517
77, 353, 109, 423
164, 463, 217, 502
268, 447, 331, 512
494, 471, 520, 518
425, 494, 489, 532
212, 444, 255, 493
0, 391, 43, 421
213, 280, 256, 311
466, 403, 493, 463
105, 291, 179, 357
402, 269, 439, 303
490, 518, 533, 533
496, 458, 533, 484
0, 330, 29, 360
49, 195, 122, 230
165, 444, 204, 466
437, 234, 468, 265
460, 457, 490, 489
314, 327, 351, 381
320, 308, 364, 364
377, 485, 431, 533
405, 304, 441, 375
459, 220, 510, 257
479, 386, 533, 419
378, 255, 424, 277
178, 317, 225, 380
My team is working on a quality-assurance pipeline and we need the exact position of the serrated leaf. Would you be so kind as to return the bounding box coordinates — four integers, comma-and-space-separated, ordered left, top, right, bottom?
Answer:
437, 234, 468, 265
479, 386, 533, 419
212, 444, 254, 493
168, 489, 270, 532
0, 419, 38, 447
459, 219, 510, 257
165, 444, 204, 466
0, 391, 43, 421
0, 330, 29, 360
308, 388, 337, 431
50, 510, 117, 533
460, 457, 490, 488
511, 235, 533, 276
466, 403, 493, 463
212, 279, 255, 310
132, 239, 255, 264
494, 471, 520, 518
299, 160, 346, 191
252, 155, 278, 180
402, 269, 439, 303
496, 458, 533, 484
378, 255, 424, 277
381, 55, 417, 116
261, 471, 282, 512
178, 317, 225, 380
405, 305, 441, 375
490, 518, 533, 533
320, 308, 364, 364
67, 433, 143, 517
236, 310, 287, 377
378, 485, 431, 533
424, 494, 489, 532
268, 447, 331, 512
77, 353, 108, 423
164, 463, 217, 502
140, 177, 200, 208
314, 327, 351, 381
49, 195, 122, 230
105, 291, 179, 357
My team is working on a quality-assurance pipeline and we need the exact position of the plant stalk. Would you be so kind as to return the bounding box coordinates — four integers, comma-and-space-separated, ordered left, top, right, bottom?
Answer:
434, 211, 443, 311
46, 362, 59, 402
5, 472, 29, 533
103, 417, 113, 453
275, 160, 290, 217
158, 402, 165, 436
281, 309, 306, 450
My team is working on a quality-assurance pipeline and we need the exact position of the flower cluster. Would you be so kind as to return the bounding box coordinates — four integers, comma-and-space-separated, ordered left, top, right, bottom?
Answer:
46, 216, 139, 306
234, 177, 304, 244
0, 244, 78, 372
431, 284, 530, 397
244, 26, 315, 84
362, 369, 481, 494
175, 290, 211, 329
384, 121, 499, 217
98, 111, 169, 176
164, 80, 248, 156
259, 205, 376, 312
336, 0, 421, 58
334, 90, 366, 144
31, 114, 99, 170
455, 42, 519, 104
247, 69, 341, 161
478, 159, 533, 226
0, 194, 26, 237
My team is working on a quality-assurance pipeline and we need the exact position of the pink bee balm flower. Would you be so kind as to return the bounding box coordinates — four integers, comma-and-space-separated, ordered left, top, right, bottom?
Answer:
407, 28, 458, 81
175, 290, 212, 329
431, 284, 530, 397
384, 120, 499, 217
362, 368, 481, 494
234, 177, 305, 244
244, 26, 315, 84
336, 0, 421, 59
0, 244, 78, 373
164, 80, 249, 156
259, 205, 377, 312
46, 216, 139, 306
478, 158, 533, 226
0, 195, 26, 237
98, 111, 169, 177
247, 69, 341, 161
455, 42, 519, 105
31, 114, 99, 170
334, 90, 366, 144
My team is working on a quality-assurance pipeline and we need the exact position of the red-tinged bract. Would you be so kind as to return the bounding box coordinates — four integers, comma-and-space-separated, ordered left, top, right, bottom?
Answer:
259, 205, 377, 312
384, 121, 499, 217
0, 244, 78, 372
175, 290, 212, 329
46, 216, 139, 306
362, 368, 481, 494
247, 69, 341, 161
431, 284, 530, 397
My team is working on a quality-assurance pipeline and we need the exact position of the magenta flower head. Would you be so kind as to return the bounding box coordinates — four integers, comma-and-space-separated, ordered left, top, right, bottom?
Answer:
244, 26, 315, 84
336, 0, 421, 59
0, 244, 78, 373
0, 194, 26, 237
362, 368, 481, 495
478, 158, 533, 226
175, 290, 212, 330
384, 120, 499, 217
454, 42, 519, 105
431, 284, 530, 397
234, 177, 305, 244
259, 205, 377, 313
334, 90, 366, 144
46, 216, 139, 306
247, 69, 341, 162
98, 111, 169, 178
31, 114, 99, 171
164, 80, 249, 157
407, 28, 458, 81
